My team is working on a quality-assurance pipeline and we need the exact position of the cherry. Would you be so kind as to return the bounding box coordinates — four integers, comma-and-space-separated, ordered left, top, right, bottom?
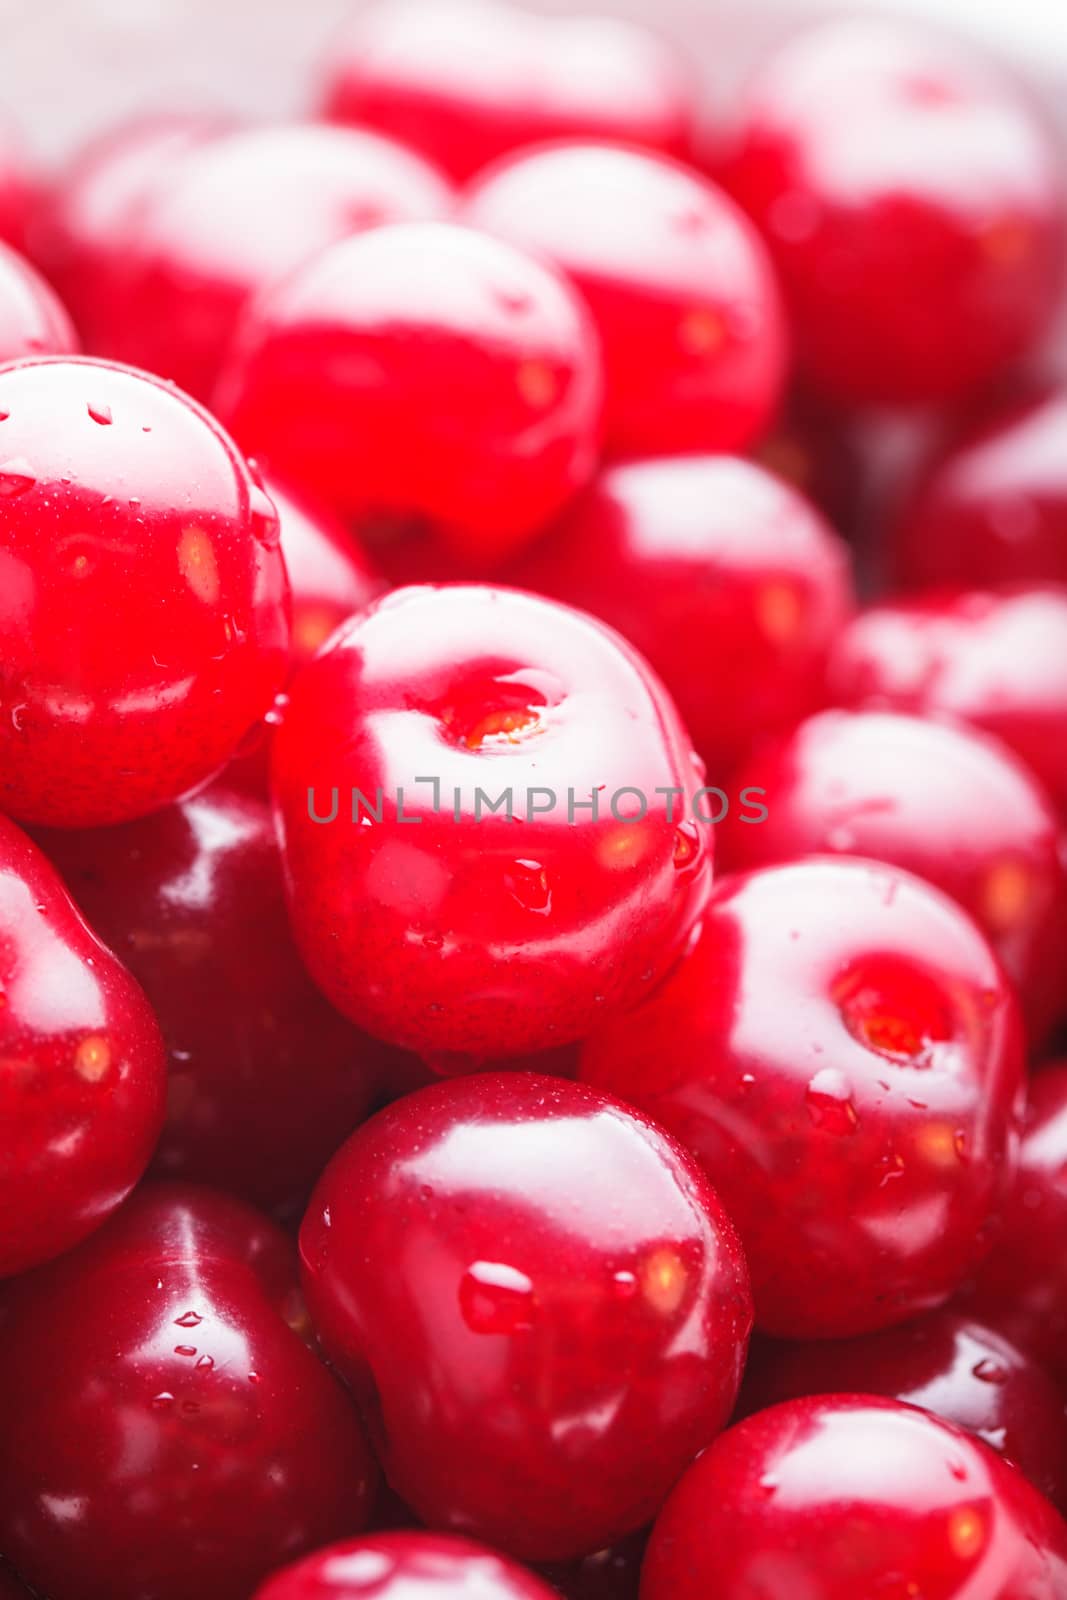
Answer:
641, 1395, 1067, 1600
721, 709, 1067, 1045
319, 0, 695, 181
0, 240, 77, 362
216, 223, 603, 567
0, 1183, 376, 1600
34, 778, 384, 1215
0, 812, 164, 1277
254, 1531, 560, 1600
269, 477, 385, 672
892, 390, 1067, 589
91, 122, 453, 402
461, 143, 787, 460
717, 18, 1066, 407
0, 356, 290, 827
507, 455, 854, 784
300, 1073, 752, 1562
581, 857, 1024, 1338
271, 584, 711, 1061
827, 585, 1067, 815
741, 1311, 1067, 1513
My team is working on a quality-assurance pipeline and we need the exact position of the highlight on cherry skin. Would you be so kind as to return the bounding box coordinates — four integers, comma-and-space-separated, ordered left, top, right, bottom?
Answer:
0, 238, 78, 363
0, 356, 291, 827
253, 1531, 562, 1600
298, 1072, 753, 1563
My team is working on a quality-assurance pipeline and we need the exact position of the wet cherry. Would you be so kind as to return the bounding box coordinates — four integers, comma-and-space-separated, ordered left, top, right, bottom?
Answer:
0, 240, 78, 362
254, 1531, 560, 1600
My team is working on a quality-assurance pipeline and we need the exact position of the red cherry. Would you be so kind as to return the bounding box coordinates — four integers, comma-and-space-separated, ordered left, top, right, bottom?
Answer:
319, 0, 695, 181
92, 123, 452, 401
0, 1184, 376, 1600
462, 143, 787, 459
0, 240, 77, 362
828, 585, 1067, 815
641, 1395, 1067, 1600
217, 223, 603, 566
270, 477, 385, 672
271, 584, 711, 1061
300, 1073, 752, 1562
507, 455, 853, 783
34, 778, 384, 1214
0, 357, 290, 827
741, 1311, 1067, 1513
0, 812, 164, 1278
721, 709, 1067, 1044
718, 18, 1066, 406
892, 390, 1067, 588
254, 1531, 560, 1600
581, 857, 1024, 1338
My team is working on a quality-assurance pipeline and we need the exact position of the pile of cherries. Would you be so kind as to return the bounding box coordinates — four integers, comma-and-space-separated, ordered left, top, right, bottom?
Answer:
3, 2, 1067, 1596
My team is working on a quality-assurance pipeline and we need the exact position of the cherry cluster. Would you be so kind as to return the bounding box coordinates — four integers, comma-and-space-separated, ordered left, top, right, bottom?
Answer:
1, 3, 1067, 1598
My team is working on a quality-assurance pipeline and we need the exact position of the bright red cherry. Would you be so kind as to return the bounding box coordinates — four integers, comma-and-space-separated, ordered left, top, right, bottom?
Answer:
255, 1532, 560, 1600
34, 778, 384, 1214
741, 1311, 1067, 1513
0, 812, 164, 1278
892, 390, 1067, 588
717, 18, 1066, 407
0, 1184, 376, 1600
641, 1395, 1067, 1600
217, 223, 603, 566
462, 143, 787, 459
721, 709, 1067, 1044
300, 1073, 752, 1562
319, 0, 695, 181
91, 123, 452, 401
827, 585, 1067, 815
0, 240, 77, 362
581, 857, 1024, 1338
271, 584, 711, 1062
0, 357, 290, 827
270, 477, 385, 672
507, 455, 854, 783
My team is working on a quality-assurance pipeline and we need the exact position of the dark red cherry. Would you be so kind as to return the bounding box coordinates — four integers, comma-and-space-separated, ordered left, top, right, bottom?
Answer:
0, 356, 290, 827
642, 1395, 1067, 1600
741, 1311, 1067, 1512
0, 240, 77, 362
721, 709, 1067, 1044
271, 584, 711, 1061
0, 812, 164, 1278
507, 455, 853, 783
254, 1531, 560, 1600
581, 857, 1024, 1338
462, 143, 787, 459
319, 0, 695, 181
718, 18, 1066, 406
300, 1073, 752, 1562
217, 223, 603, 567
0, 1184, 376, 1600
34, 778, 384, 1214
270, 478, 385, 672
827, 585, 1067, 814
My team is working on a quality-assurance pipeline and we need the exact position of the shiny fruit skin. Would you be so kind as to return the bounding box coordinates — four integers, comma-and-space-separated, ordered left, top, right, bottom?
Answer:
581, 857, 1024, 1338
299, 1073, 753, 1562
254, 1531, 561, 1600
0, 239, 78, 362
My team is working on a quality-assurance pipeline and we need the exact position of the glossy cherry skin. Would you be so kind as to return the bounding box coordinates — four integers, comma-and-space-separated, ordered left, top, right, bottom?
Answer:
217, 223, 603, 567
721, 709, 1067, 1045
581, 857, 1024, 1338
272, 584, 712, 1061
892, 390, 1067, 589
300, 1074, 751, 1563
462, 144, 787, 460
96, 123, 452, 402
0, 357, 290, 827
0, 1183, 376, 1600
828, 586, 1067, 815
320, 0, 695, 181
741, 1311, 1067, 1512
717, 18, 1066, 408
0, 240, 77, 362
255, 1532, 560, 1600
0, 812, 165, 1277
507, 455, 854, 784
641, 1395, 1067, 1600
34, 778, 384, 1214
